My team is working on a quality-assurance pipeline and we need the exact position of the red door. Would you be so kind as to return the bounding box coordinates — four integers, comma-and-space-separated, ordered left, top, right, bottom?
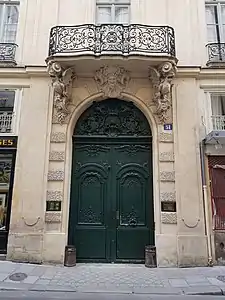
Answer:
209, 156, 225, 230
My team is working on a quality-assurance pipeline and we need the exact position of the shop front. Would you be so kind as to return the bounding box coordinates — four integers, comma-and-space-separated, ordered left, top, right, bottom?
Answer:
0, 136, 17, 254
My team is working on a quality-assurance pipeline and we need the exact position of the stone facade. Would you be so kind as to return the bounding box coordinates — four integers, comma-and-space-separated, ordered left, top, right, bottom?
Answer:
1, 0, 219, 267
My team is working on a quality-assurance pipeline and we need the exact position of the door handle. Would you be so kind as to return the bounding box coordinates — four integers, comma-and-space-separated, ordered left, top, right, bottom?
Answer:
116, 210, 119, 220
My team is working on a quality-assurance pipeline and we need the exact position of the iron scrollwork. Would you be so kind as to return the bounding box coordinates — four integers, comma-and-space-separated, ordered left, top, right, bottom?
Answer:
74, 99, 151, 137
48, 24, 176, 58
207, 43, 225, 64
0, 43, 17, 66
120, 206, 140, 226
76, 145, 110, 156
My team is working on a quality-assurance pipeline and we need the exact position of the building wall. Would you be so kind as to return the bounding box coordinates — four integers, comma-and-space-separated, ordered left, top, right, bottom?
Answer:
16, 0, 208, 67
0, 0, 223, 266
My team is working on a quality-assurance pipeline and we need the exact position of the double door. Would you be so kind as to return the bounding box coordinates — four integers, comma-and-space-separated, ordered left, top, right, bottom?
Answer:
69, 138, 154, 263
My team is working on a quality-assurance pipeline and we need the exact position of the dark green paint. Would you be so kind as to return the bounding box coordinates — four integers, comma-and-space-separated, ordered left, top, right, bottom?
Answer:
68, 99, 154, 263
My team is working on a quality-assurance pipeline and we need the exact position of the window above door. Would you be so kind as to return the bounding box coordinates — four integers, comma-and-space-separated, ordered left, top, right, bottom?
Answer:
96, 0, 130, 25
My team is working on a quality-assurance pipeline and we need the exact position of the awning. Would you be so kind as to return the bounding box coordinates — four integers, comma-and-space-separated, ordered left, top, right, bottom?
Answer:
204, 130, 225, 145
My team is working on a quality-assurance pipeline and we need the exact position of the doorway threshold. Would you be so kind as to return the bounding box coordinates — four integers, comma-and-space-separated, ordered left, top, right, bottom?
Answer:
0, 254, 6, 261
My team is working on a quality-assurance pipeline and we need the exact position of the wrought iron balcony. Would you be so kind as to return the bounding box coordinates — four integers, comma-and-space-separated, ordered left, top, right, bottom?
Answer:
207, 43, 225, 65
0, 112, 14, 133
48, 24, 176, 58
0, 43, 17, 66
212, 115, 225, 131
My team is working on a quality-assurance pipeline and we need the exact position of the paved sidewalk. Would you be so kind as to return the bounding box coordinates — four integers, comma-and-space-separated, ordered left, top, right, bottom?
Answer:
1, 261, 225, 295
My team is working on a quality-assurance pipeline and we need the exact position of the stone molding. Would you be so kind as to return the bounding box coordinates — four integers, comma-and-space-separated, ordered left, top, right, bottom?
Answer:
47, 190, 63, 202
160, 171, 175, 182
45, 212, 62, 223
159, 132, 174, 143
47, 170, 64, 181
49, 151, 65, 161
50, 132, 66, 143
47, 61, 76, 124
160, 192, 176, 202
161, 212, 177, 224
149, 61, 177, 124
94, 65, 130, 98
159, 151, 174, 162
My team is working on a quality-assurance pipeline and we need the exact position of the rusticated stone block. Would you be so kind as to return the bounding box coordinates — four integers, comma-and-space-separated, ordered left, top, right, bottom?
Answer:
47, 170, 64, 181
160, 171, 175, 182
160, 192, 176, 202
47, 190, 63, 201
161, 212, 177, 224
50, 132, 66, 143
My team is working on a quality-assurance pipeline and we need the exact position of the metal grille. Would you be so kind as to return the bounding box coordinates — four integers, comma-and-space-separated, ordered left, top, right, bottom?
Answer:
0, 43, 17, 65
212, 115, 225, 130
0, 112, 13, 133
207, 43, 225, 64
48, 24, 176, 58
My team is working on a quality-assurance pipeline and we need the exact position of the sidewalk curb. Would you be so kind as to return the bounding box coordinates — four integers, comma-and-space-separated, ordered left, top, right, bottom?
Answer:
0, 285, 224, 296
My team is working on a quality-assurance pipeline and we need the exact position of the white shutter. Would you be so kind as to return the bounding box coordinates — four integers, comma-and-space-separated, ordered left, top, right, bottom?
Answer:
211, 95, 223, 115
115, 6, 129, 24
97, 6, 112, 24
220, 5, 225, 42
3, 5, 19, 43
206, 5, 218, 42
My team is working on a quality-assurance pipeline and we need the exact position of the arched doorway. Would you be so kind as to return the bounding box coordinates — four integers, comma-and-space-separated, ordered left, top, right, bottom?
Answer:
68, 99, 154, 263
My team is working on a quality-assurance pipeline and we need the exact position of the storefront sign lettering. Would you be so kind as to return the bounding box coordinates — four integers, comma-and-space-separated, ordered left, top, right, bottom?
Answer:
0, 137, 17, 148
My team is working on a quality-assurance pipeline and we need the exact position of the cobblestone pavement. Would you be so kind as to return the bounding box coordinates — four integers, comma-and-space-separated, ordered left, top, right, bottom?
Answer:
1, 261, 225, 295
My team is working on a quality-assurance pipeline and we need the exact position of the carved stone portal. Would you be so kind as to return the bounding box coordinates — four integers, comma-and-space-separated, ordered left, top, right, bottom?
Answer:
95, 66, 130, 98
149, 61, 177, 123
47, 61, 76, 124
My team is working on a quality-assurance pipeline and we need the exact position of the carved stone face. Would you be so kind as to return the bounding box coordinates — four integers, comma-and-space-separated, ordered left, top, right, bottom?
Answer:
108, 75, 117, 87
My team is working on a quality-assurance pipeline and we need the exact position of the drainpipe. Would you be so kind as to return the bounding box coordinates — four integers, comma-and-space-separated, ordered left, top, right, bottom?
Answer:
200, 139, 213, 267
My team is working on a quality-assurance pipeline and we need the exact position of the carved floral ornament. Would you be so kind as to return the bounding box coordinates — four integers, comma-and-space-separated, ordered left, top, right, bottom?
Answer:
94, 66, 130, 98
149, 61, 177, 123
47, 61, 76, 124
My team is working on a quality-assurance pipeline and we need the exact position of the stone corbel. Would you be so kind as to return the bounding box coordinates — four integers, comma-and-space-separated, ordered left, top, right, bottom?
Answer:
47, 61, 76, 124
149, 61, 177, 123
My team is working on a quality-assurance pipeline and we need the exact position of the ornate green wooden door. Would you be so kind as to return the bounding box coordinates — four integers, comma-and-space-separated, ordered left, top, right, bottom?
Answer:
69, 99, 154, 263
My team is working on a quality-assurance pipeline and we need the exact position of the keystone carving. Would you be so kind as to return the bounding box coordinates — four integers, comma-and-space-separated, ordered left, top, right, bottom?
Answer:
95, 66, 130, 98
149, 61, 177, 123
47, 61, 76, 124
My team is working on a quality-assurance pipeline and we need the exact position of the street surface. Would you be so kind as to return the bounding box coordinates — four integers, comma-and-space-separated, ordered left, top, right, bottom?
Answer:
1, 261, 225, 296
0, 291, 224, 299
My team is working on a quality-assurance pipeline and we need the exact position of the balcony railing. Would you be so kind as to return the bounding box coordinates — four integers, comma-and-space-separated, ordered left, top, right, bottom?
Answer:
0, 43, 17, 66
212, 115, 225, 131
48, 24, 176, 58
207, 43, 225, 65
0, 112, 13, 133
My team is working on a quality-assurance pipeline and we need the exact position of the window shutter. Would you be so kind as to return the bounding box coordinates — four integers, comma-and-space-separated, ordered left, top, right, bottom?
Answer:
3, 5, 19, 43
97, 6, 112, 24
115, 7, 129, 24
205, 5, 218, 42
